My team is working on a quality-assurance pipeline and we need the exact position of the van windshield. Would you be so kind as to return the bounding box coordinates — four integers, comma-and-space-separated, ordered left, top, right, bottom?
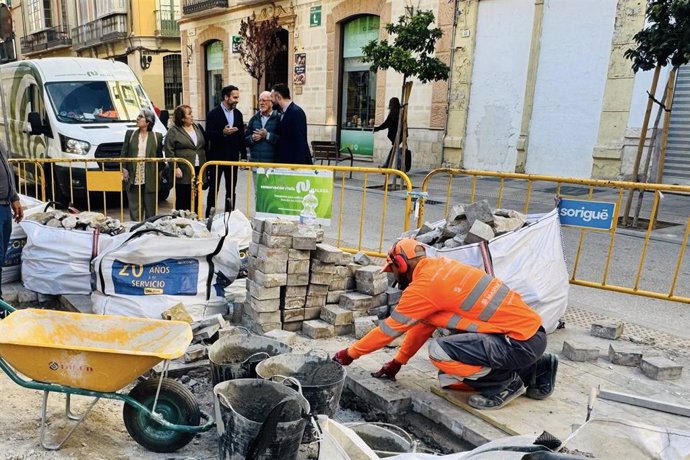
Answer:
46, 81, 149, 124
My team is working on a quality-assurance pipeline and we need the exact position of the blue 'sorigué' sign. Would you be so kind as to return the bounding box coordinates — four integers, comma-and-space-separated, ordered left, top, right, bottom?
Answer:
557, 198, 616, 230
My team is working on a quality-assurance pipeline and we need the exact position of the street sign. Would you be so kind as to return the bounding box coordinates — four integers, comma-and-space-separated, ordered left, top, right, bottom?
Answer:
231, 35, 241, 53
557, 198, 616, 231
310, 6, 321, 28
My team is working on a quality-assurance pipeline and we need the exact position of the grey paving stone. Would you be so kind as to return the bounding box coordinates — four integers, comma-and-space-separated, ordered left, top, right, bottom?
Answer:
320, 304, 353, 326
344, 367, 412, 414
302, 319, 335, 339
263, 329, 297, 346
314, 243, 342, 263
608, 343, 643, 367
591, 321, 624, 340
640, 356, 683, 380
562, 341, 599, 362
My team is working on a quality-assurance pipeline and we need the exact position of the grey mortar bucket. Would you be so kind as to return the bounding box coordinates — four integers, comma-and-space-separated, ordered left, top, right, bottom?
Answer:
208, 328, 292, 386
347, 422, 416, 457
255, 351, 345, 442
214, 378, 310, 460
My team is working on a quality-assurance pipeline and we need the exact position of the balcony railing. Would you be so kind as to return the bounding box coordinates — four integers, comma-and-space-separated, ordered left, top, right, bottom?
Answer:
20, 25, 72, 55
72, 14, 128, 50
182, 0, 228, 15
156, 6, 180, 37
96, 0, 128, 19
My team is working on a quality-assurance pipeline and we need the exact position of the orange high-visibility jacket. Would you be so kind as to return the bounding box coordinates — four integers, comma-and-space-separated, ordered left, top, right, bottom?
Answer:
348, 257, 542, 364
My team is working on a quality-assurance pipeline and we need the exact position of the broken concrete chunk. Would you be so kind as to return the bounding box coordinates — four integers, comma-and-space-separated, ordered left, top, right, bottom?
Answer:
162, 303, 194, 323
416, 222, 435, 236
415, 228, 441, 245
465, 200, 494, 227
463, 220, 495, 244
184, 344, 207, 363
448, 205, 466, 223
493, 214, 526, 234
353, 252, 371, 266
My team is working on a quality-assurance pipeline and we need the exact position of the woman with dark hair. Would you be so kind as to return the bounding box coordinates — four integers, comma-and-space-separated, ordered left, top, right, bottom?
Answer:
121, 108, 162, 220
164, 104, 206, 212
374, 97, 403, 169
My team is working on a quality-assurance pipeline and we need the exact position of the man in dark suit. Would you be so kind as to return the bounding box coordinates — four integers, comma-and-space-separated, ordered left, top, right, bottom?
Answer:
271, 83, 313, 165
205, 85, 245, 217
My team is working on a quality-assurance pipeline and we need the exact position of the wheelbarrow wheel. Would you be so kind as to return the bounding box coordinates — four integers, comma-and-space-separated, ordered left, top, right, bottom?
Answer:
123, 377, 200, 453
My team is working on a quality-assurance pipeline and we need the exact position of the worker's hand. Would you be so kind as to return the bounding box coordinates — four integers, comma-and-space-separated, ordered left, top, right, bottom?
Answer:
175, 167, 183, 179
371, 359, 402, 381
10, 200, 23, 224
332, 348, 354, 366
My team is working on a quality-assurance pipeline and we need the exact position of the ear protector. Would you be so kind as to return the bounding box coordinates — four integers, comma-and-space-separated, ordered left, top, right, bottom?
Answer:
390, 242, 410, 274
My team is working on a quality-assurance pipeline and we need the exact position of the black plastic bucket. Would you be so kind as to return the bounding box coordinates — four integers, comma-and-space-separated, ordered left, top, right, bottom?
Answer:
214, 378, 310, 460
208, 329, 292, 386
255, 351, 346, 418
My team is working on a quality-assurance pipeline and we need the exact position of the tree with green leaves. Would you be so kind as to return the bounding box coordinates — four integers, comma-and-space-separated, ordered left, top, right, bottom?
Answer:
236, 10, 284, 110
622, 0, 690, 225
361, 7, 450, 170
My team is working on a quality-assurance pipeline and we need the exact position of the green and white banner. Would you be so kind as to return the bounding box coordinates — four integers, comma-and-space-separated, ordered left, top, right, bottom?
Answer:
255, 168, 334, 225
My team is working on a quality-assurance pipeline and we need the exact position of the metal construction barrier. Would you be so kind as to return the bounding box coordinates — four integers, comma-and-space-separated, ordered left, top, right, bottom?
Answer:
8, 158, 196, 221
197, 161, 414, 257
417, 168, 690, 304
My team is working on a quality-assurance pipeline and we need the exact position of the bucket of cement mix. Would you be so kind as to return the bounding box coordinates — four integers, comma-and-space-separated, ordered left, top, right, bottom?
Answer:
214, 378, 310, 460
208, 328, 292, 386
255, 351, 346, 418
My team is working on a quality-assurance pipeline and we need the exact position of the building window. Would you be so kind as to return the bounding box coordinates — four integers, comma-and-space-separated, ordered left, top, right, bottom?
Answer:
339, 15, 380, 158
205, 40, 224, 114
26, 0, 52, 33
163, 54, 182, 110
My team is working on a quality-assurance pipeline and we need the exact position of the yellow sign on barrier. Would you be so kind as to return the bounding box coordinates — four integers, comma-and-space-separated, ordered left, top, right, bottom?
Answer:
86, 170, 123, 192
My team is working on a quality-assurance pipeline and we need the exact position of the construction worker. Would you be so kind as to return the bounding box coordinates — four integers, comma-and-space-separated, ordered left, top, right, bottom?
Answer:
333, 238, 558, 410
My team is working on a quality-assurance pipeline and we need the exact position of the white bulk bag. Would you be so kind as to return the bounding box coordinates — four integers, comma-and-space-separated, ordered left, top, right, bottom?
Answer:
91, 227, 240, 319
211, 210, 252, 276
425, 209, 568, 333
1, 195, 47, 284
20, 220, 119, 295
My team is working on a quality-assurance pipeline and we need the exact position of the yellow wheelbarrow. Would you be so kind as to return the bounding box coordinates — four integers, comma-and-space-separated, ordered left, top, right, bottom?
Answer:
0, 300, 214, 453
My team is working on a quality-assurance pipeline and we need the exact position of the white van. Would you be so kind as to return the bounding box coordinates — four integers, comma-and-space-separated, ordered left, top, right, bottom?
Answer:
0, 57, 170, 202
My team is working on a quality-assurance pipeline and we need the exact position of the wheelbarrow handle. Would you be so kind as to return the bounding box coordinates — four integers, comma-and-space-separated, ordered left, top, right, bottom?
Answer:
0, 299, 16, 314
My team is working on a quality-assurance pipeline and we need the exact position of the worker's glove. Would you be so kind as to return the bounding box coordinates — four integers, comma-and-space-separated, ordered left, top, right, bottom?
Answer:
371, 359, 402, 381
332, 348, 354, 366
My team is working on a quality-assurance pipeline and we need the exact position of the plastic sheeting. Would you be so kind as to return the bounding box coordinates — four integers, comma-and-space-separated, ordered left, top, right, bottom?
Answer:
423, 209, 569, 333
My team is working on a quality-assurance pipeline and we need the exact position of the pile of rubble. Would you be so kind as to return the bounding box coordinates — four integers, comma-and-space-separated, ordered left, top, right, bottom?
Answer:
410, 199, 527, 248
242, 218, 401, 339
25, 210, 126, 235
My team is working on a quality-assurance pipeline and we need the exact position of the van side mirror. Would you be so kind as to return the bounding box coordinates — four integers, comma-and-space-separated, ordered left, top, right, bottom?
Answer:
27, 112, 51, 137
159, 110, 169, 128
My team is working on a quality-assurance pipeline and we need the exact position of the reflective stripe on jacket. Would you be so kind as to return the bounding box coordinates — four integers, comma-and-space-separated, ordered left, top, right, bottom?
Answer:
347, 257, 542, 364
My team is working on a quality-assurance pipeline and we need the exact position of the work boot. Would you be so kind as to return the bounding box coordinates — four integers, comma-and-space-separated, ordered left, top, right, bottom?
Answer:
467, 375, 525, 410
526, 353, 559, 400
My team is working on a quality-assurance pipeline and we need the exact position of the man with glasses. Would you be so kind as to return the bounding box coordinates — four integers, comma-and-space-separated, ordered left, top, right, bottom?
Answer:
245, 91, 281, 163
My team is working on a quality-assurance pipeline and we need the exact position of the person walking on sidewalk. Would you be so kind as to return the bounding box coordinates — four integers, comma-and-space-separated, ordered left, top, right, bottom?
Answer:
333, 238, 558, 410
373, 97, 401, 169
0, 144, 22, 317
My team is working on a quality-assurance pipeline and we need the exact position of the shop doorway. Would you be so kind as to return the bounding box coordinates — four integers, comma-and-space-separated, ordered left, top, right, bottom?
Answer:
205, 40, 224, 114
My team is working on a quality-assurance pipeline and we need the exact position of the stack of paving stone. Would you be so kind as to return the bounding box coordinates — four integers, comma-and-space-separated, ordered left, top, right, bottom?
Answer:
410, 199, 527, 248
243, 217, 402, 339
561, 320, 683, 381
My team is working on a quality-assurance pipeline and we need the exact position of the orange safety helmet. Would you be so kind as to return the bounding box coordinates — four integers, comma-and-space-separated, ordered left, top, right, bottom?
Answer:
381, 238, 424, 274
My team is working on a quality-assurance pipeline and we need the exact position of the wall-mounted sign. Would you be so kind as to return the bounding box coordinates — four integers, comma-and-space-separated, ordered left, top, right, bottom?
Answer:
294, 53, 306, 85
231, 35, 242, 53
557, 198, 616, 231
310, 6, 322, 27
